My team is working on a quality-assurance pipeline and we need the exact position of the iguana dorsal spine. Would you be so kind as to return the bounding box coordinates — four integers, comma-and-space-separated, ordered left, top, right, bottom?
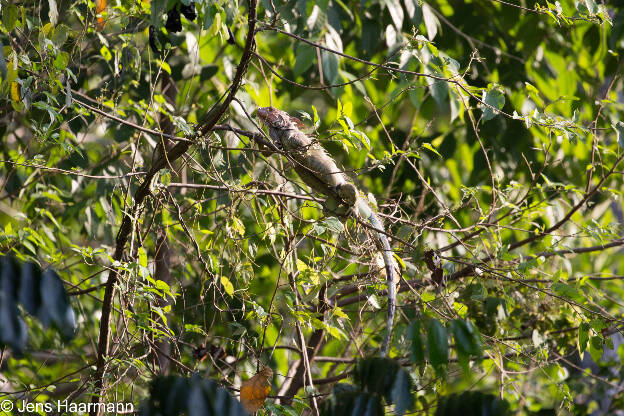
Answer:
257, 106, 396, 357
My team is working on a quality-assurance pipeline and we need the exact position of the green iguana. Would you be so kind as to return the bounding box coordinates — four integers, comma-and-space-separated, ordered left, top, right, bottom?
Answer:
257, 106, 397, 356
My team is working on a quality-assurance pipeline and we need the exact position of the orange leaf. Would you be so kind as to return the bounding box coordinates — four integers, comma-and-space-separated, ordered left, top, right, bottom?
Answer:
239, 367, 273, 413
95, 0, 106, 31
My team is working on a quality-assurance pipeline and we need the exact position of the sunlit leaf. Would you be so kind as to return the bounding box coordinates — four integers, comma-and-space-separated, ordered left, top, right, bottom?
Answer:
239, 367, 273, 413
481, 87, 505, 121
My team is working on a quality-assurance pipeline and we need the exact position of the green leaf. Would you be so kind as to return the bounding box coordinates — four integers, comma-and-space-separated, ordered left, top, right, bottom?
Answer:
172, 116, 194, 136
579, 0, 598, 14
321, 49, 340, 84
320, 388, 383, 416
139, 246, 148, 267
428, 79, 448, 110
2, 4, 19, 31
312, 105, 320, 128
293, 44, 316, 77
150, 0, 167, 26
159, 60, 171, 75
220, 276, 234, 297
588, 336, 603, 363
321, 216, 343, 233
404, 0, 422, 25
200, 64, 219, 82
451, 319, 482, 356
390, 367, 413, 416
100, 45, 112, 61
422, 142, 441, 158
264, 403, 299, 416
451, 319, 482, 376
427, 318, 448, 376
551, 282, 585, 304
53, 51, 69, 70
154, 280, 172, 298
354, 358, 413, 415
435, 391, 510, 416
408, 320, 426, 366
481, 87, 505, 121
51, 24, 69, 47
578, 322, 590, 354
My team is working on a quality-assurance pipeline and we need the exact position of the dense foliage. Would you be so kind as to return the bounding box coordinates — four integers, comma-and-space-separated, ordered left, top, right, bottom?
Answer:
1, 0, 623, 414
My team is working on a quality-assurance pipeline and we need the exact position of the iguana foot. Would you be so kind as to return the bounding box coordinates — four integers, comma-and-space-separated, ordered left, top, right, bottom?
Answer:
336, 183, 358, 206
323, 196, 353, 218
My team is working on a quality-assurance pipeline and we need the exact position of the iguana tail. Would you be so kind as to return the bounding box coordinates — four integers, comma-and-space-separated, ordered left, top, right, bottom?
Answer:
360, 203, 396, 357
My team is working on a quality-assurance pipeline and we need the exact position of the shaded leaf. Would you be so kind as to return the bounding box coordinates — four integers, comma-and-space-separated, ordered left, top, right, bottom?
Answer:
356, 357, 399, 399
321, 49, 340, 84
141, 375, 248, 416
407, 320, 426, 366
0, 256, 18, 298
451, 319, 481, 356
551, 282, 585, 304
355, 357, 414, 414
0, 291, 27, 353
294, 44, 316, 77
589, 336, 603, 363
427, 318, 448, 376
390, 367, 413, 415
2, 4, 19, 31
451, 319, 482, 376
404, 0, 422, 25
320, 384, 383, 416
352, 393, 385, 416
200, 64, 219, 82
19, 261, 41, 316
188, 383, 210, 416
39, 269, 77, 339
435, 391, 510, 416
151, 0, 167, 26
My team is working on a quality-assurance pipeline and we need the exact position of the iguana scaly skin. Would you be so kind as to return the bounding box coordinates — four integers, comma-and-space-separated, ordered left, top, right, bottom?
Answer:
257, 106, 396, 356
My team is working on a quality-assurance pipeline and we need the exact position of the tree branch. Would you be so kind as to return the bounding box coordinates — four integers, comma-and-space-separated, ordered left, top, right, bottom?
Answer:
89, 2, 258, 413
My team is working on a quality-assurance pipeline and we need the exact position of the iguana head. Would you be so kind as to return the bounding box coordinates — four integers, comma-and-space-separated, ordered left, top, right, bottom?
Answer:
257, 106, 306, 130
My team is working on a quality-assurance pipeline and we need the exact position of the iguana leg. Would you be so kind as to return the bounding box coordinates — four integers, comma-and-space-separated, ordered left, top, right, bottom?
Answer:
336, 183, 358, 206
323, 195, 352, 218
322, 183, 358, 218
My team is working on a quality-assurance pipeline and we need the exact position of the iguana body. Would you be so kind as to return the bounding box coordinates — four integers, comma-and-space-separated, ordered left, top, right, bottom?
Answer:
257, 106, 396, 356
